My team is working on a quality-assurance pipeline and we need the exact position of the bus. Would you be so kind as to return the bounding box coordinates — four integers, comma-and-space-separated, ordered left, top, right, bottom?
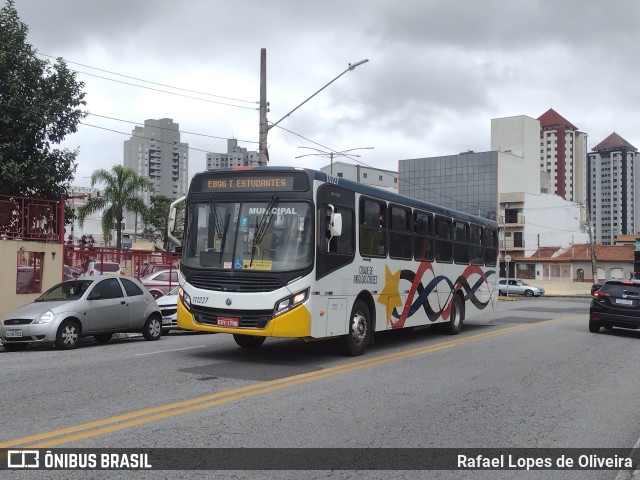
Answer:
168, 166, 499, 356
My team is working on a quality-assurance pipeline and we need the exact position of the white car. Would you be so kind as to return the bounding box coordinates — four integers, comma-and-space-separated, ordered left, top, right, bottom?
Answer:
156, 286, 179, 332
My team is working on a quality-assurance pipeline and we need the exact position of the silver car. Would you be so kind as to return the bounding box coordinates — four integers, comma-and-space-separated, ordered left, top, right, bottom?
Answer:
1, 275, 163, 351
498, 279, 545, 297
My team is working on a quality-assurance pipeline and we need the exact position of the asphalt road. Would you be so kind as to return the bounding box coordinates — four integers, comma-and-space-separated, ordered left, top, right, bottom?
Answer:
2, 296, 640, 480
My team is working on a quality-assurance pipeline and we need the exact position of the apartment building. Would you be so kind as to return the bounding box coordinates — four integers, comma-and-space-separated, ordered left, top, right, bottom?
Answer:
587, 132, 639, 244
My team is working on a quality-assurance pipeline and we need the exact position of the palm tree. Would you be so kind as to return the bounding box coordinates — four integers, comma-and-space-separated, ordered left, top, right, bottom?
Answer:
77, 165, 155, 249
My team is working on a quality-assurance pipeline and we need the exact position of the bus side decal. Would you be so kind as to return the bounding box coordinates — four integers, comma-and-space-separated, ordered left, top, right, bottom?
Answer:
380, 263, 496, 329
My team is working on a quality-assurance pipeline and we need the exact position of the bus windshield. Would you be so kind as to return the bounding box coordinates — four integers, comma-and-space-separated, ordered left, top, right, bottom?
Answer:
182, 199, 314, 272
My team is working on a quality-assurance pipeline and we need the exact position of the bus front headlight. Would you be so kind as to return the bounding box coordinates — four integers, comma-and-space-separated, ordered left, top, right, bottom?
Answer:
273, 288, 309, 317
180, 288, 192, 311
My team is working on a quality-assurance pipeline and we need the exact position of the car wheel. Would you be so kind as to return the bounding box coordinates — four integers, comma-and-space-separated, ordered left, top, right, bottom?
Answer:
94, 333, 113, 344
2, 342, 29, 352
589, 320, 601, 333
149, 290, 163, 299
444, 294, 464, 335
142, 316, 162, 341
233, 334, 266, 348
55, 320, 81, 350
340, 299, 371, 356
524, 290, 534, 297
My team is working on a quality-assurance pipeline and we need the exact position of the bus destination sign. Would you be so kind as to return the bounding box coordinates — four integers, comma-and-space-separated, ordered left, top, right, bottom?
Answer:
204, 176, 294, 192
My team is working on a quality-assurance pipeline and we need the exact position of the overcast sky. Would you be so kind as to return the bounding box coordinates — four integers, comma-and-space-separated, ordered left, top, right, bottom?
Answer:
10, 0, 640, 188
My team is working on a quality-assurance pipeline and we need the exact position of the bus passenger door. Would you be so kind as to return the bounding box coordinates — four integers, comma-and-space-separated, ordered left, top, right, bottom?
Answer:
326, 297, 348, 336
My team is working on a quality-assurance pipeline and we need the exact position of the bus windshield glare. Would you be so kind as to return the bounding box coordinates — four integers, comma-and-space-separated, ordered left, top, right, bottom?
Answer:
182, 199, 314, 272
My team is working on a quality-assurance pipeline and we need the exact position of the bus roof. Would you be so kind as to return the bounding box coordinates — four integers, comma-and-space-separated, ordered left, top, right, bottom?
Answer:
191, 166, 497, 229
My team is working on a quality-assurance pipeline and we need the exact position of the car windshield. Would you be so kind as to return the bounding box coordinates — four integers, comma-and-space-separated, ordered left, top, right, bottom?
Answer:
168, 286, 180, 295
35, 280, 94, 302
182, 200, 314, 272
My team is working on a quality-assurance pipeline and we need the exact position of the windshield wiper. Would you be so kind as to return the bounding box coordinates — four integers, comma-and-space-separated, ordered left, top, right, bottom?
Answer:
209, 196, 224, 236
219, 213, 231, 263
250, 195, 278, 267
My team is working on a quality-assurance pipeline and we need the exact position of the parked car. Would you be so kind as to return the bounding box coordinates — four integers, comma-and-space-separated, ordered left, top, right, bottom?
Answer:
141, 269, 179, 299
63, 265, 82, 281
589, 279, 640, 333
83, 261, 124, 276
0, 275, 163, 351
498, 279, 545, 297
138, 263, 174, 278
157, 286, 179, 332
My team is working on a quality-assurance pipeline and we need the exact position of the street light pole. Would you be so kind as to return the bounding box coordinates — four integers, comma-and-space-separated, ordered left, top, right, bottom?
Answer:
258, 50, 369, 166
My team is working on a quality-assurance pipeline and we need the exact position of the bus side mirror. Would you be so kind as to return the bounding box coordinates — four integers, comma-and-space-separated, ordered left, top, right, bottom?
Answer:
329, 213, 342, 237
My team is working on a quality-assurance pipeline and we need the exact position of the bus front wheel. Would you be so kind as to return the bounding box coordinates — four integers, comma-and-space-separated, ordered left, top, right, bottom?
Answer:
341, 300, 371, 356
233, 334, 266, 349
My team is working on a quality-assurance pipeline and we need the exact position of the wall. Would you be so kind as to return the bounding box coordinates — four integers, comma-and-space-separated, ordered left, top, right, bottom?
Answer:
0, 240, 63, 318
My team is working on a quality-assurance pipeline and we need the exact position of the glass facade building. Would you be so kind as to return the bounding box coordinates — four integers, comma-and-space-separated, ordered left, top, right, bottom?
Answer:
398, 151, 497, 221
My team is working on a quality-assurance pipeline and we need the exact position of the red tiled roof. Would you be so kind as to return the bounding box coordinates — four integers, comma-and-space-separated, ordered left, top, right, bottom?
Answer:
528, 246, 562, 259
591, 132, 637, 152
527, 244, 633, 262
537, 108, 577, 130
616, 233, 640, 243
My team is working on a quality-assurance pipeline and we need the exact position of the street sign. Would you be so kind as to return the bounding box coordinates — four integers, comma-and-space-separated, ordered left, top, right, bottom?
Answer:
505, 255, 512, 263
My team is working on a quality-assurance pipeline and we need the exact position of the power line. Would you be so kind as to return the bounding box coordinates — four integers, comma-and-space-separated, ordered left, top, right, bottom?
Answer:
75, 70, 257, 110
0, 102, 258, 147
80, 122, 213, 154
36, 52, 257, 105
89, 113, 258, 144
274, 123, 495, 217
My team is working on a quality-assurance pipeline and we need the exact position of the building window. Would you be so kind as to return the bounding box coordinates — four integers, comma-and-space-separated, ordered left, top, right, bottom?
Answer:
16, 251, 44, 294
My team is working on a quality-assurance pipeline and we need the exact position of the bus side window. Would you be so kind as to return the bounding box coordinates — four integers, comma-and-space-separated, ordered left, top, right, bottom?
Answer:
359, 198, 386, 257
321, 206, 354, 255
414, 210, 433, 261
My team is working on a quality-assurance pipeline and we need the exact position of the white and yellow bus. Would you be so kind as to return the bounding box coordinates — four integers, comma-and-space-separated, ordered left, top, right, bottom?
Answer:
169, 166, 498, 356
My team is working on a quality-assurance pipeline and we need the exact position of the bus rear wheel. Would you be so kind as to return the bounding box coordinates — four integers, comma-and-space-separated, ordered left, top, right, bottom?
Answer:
341, 300, 371, 356
233, 334, 266, 349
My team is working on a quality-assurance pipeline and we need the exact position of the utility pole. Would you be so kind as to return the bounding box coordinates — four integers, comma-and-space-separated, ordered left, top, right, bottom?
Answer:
258, 48, 268, 166
577, 204, 597, 283
586, 206, 597, 283
258, 51, 369, 166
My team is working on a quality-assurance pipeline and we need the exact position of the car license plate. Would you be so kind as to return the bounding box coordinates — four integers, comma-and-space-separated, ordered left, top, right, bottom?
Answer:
162, 317, 173, 325
217, 317, 239, 328
5, 329, 23, 338
615, 298, 633, 305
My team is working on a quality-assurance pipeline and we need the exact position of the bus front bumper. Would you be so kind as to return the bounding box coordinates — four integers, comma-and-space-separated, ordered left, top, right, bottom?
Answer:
176, 297, 312, 338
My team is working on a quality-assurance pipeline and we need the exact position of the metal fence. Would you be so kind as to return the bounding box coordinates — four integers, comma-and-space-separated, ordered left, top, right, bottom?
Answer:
0, 194, 63, 242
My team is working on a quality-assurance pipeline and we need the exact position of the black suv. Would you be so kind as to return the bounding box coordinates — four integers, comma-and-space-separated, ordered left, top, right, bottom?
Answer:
589, 279, 640, 333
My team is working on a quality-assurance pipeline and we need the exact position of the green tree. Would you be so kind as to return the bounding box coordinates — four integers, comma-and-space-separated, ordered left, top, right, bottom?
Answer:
140, 195, 185, 250
140, 194, 172, 249
77, 166, 155, 249
0, 0, 87, 199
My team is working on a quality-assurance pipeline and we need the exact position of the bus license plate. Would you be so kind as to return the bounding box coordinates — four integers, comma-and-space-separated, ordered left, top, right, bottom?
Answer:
615, 298, 633, 305
6, 329, 23, 338
217, 317, 239, 328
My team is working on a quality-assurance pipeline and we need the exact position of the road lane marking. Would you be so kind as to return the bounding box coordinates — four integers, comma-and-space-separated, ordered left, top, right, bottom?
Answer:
0, 315, 578, 448
134, 345, 208, 356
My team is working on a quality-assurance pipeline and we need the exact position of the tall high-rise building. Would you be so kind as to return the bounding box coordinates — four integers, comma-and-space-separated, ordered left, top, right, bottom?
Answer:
123, 118, 189, 233
206, 139, 259, 170
537, 108, 588, 204
588, 132, 639, 244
